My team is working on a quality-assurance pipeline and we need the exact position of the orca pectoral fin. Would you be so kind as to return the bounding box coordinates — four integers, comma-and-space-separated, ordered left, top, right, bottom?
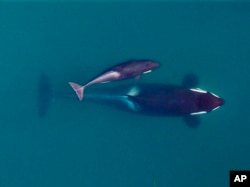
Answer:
183, 115, 201, 128
182, 73, 199, 88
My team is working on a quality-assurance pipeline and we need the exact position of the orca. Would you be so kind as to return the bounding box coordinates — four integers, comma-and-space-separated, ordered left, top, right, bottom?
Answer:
38, 73, 224, 127
126, 82, 224, 128
83, 74, 225, 127
68, 59, 160, 100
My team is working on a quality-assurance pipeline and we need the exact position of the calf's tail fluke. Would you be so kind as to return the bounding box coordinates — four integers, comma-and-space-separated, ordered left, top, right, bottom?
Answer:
68, 82, 85, 101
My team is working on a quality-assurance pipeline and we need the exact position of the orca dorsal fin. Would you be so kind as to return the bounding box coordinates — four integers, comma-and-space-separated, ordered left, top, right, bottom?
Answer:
182, 73, 199, 88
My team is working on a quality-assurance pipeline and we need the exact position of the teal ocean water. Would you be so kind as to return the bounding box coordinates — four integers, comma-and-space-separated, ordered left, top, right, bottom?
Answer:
0, 2, 250, 187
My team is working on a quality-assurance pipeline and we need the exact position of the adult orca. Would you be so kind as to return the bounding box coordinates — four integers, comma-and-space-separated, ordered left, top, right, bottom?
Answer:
38, 73, 224, 127
85, 74, 224, 127
126, 84, 224, 128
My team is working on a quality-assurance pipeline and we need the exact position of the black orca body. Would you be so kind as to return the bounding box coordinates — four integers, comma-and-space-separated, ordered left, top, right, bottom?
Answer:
128, 84, 224, 116
125, 83, 224, 127
83, 74, 225, 127
38, 74, 224, 127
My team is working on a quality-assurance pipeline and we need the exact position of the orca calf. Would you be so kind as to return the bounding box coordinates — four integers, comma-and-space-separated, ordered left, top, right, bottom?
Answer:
68, 59, 160, 101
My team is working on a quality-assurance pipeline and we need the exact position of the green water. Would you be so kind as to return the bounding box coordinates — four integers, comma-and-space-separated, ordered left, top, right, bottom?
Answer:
0, 2, 250, 187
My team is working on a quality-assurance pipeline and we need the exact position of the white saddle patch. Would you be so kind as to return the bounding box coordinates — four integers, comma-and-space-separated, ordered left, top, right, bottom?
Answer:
127, 86, 140, 96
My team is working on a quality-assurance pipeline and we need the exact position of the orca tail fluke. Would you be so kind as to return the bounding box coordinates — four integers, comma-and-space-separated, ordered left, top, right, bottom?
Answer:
38, 73, 53, 117
68, 82, 85, 101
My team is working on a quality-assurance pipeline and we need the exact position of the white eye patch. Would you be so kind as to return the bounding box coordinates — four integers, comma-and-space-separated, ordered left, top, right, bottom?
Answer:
210, 92, 220, 98
190, 111, 207, 115
143, 70, 152, 74
190, 88, 207, 93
